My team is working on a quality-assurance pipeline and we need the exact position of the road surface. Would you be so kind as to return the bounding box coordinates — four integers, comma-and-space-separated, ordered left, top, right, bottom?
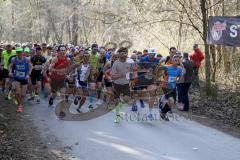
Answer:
26, 97, 240, 160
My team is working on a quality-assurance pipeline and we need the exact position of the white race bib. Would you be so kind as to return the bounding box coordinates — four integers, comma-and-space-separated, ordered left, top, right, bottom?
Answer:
168, 76, 176, 83
15, 71, 25, 78
34, 65, 43, 70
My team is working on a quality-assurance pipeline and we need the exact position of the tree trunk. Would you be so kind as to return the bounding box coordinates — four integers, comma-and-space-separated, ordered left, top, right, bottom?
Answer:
11, 0, 15, 41
177, 6, 183, 49
201, 0, 211, 95
210, 45, 217, 82
71, 0, 78, 45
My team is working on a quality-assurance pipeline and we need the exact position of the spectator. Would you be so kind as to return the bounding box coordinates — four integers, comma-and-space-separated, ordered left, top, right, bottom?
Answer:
178, 52, 194, 111
190, 44, 204, 88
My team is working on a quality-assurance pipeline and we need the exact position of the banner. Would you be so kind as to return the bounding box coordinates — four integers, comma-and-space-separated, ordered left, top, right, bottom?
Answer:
207, 16, 240, 46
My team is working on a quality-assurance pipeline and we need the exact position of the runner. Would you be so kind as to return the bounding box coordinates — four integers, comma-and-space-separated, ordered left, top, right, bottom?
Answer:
74, 48, 84, 64
103, 52, 119, 110
24, 47, 31, 58
41, 43, 48, 57
1, 44, 16, 98
157, 54, 185, 120
95, 48, 107, 105
112, 47, 131, 98
42, 49, 53, 98
131, 48, 159, 120
64, 47, 78, 102
112, 47, 133, 123
30, 46, 46, 103
76, 52, 91, 113
164, 47, 177, 65
45, 45, 53, 60
158, 47, 178, 101
88, 44, 99, 109
48, 45, 71, 107
8, 47, 33, 113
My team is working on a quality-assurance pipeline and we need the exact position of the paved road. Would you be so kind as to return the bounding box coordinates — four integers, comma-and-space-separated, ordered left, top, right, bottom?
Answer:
26, 98, 240, 160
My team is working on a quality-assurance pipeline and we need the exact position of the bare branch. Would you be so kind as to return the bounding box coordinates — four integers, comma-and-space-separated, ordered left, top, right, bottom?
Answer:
206, 0, 225, 10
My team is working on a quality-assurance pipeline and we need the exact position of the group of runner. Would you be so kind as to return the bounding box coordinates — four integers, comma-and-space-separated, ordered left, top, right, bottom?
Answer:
0, 42, 203, 121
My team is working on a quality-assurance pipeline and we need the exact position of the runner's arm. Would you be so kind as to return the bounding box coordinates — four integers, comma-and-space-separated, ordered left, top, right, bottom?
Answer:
49, 57, 57, 72
103, 61, 111, 72
42, 61, 50, 77
67, 61, 82, 74
8, 58, 14, 77
26, 58, 33, 77
158, 58, 166, 64
0, 54, 3, 69
180, 62, 186, 75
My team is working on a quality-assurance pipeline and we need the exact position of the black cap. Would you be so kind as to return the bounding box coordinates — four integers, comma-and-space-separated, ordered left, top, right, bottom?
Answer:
169, 47, 176, 51
91, 43, 98, 49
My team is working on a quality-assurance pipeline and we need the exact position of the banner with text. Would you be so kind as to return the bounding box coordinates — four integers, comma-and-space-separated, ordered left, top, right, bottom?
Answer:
207, 16, 240, 46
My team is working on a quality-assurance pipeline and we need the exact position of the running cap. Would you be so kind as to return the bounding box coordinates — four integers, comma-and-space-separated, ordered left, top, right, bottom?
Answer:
24, 47, 30, 53
16, 47, 23, 52
148, 48, 155, 55
91, 43, 98, 49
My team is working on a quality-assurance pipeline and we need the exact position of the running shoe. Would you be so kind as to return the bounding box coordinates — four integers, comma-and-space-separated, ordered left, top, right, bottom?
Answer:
36, 98, 40, 104
131, 103, 138, 112
114, 114, 121, 123
74, 96, 81, 105
107, 104, 113, 110
147, 113, 154, 121
96, 99, 104, 105
27, 94, 34, 101
158, 95, 167, 110
17, 105, 23, 113
74, 97, 79, 105
76, 108, 82, 113
160, 113, 169, 121
48, 97, 54, 107
7, 90, 12, 100
139, 99, 145, 108
65, 95, 69, 103
88, 105, 94, 112
14, 99, 18, 105
57, 91, 61, 97
59, 111, 66, 119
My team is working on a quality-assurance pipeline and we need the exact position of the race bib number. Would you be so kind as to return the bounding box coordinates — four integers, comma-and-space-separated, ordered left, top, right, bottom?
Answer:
168, 76, 176, 83
56, 68, 66, 75
144, 72, 153, 80
15, 71, 25, 78
34, 65, 43, 70
17, 65, 25, 70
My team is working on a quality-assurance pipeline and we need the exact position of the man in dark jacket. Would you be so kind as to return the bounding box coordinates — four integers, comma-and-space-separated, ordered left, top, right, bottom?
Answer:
178, 52, 194, 111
